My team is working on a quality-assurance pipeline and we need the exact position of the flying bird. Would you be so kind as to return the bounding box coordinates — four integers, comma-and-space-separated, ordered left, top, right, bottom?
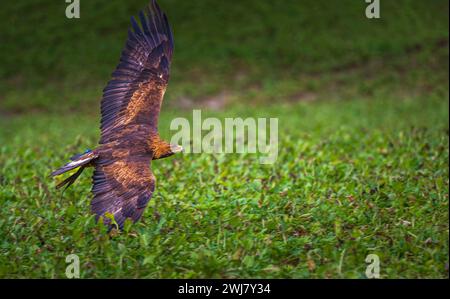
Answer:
51, 0, 182, 230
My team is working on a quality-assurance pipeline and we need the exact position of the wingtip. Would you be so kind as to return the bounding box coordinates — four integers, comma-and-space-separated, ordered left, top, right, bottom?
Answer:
130, 16, 141, 34
151, 0, 159, 11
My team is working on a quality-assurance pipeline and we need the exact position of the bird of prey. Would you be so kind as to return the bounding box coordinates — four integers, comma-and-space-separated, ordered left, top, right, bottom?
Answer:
51, 0, 182, 230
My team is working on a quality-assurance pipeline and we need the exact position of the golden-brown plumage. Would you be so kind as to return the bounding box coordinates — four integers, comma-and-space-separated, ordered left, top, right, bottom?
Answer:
51, 0, 180, 230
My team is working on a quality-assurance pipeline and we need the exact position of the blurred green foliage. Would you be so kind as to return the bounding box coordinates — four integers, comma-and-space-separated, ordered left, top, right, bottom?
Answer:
0, 0, 448, 112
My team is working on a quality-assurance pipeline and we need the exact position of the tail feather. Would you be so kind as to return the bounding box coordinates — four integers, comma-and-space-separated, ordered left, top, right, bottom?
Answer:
56, 166, 85, 191
51, 150, 98, 189
70, 149, 93, 161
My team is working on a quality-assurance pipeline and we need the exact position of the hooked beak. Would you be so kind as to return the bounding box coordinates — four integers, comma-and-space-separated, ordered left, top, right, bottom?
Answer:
171, 144, 184, 154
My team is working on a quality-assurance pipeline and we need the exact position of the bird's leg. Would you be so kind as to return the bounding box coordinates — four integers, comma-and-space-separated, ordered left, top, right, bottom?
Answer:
151, 138, 183, 160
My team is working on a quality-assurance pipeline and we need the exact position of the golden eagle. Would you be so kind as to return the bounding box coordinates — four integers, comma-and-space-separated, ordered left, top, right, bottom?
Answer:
51, 0, 181, 230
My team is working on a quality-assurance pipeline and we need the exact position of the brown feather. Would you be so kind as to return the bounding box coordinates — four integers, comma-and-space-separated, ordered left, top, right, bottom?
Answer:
90, 0, 174, 229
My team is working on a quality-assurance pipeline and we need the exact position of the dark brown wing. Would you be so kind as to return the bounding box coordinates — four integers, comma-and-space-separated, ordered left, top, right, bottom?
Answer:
99, 0, 174, 144
91, 154, 156, 230
91, 0, 173, 229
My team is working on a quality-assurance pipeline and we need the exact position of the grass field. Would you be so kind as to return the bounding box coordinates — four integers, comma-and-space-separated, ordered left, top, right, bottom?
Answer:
0, 0, 448, 278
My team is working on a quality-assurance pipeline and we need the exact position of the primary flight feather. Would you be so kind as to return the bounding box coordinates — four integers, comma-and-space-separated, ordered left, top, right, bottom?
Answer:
51, 0, 182, 230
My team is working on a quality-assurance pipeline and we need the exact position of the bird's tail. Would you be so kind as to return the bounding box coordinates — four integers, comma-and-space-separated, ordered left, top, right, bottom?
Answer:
51, 150, 98, 190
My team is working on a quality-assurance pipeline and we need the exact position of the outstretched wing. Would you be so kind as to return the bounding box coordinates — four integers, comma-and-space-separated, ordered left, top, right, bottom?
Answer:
91, 155, 156, 230
100, 0, 174, 144
91, 0, 173, 228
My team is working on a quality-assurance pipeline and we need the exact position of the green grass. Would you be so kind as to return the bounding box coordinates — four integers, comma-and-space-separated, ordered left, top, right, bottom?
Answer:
0, 0, 449, 278
0, 96, 448, 278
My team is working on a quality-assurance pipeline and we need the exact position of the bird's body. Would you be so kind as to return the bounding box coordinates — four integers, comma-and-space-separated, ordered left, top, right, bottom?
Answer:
51, 0, 181, 230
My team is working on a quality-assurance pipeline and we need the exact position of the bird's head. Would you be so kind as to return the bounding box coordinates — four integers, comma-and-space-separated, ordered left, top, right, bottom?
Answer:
160, 143, 183, 159
152, 141, 183, 160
